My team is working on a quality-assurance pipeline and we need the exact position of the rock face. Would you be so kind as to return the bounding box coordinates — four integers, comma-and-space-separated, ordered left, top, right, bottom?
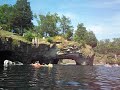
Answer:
0, 37, 95, 66
30, 44, 58, 64
57, 44, 95, 65
80, 44, 95, 65
0, 37, 58, 66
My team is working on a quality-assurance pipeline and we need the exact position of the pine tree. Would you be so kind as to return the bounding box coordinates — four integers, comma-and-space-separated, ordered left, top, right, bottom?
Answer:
60, 15, 73, 40
13, 0, 33, 35
74, 23, 87, 43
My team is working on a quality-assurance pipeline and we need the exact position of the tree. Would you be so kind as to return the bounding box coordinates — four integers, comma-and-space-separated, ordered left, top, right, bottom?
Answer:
86, 31, 97, 47
74, 23, 97, 47
0, 4, 14, 31
36, 12, 60, 37
95, 38, 120, 54
60, 15, 73, 39
46, 13, 60, 37
74, 23, 87, 43
24, 30, 35, 41
64, 26, 73, 40
12, 0, 33, 35
34, 14, 44, 37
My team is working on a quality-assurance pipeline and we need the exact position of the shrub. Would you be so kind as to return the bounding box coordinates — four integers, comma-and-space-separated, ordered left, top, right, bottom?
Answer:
47, 37, 53, 43
53, 36, 63, 42
24, 31, 35, 41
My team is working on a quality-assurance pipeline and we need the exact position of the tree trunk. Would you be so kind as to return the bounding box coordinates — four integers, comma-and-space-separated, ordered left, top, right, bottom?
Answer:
20, 25, 23, 36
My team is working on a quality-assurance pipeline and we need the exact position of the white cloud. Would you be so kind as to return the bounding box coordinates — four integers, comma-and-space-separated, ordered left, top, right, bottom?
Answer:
87, 25, 104, 34
58, 12, 78, 20
86, 23, 120, 40
85, 12, 120, 40
63, 13, 76, 20
58, 11, 120, 40
89, 0, 120, 8
57, 12, 80, 27
57, 11, 120, 40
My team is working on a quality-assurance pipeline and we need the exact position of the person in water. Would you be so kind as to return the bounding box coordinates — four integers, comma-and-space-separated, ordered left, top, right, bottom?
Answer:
31, 61, 53, 68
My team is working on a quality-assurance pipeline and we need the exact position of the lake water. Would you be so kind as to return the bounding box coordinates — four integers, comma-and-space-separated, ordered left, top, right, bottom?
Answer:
0, 65, 120, 90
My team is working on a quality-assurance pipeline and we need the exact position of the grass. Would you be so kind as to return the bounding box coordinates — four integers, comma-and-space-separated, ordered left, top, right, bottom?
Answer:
0, 30, 31, 43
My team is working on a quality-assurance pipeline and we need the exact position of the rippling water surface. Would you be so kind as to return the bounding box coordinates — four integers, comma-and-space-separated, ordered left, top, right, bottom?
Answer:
0, 65, 120, 90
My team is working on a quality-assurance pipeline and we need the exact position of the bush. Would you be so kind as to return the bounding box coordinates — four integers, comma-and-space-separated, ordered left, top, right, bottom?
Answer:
47, 37, 53, 43
53, 36, 63, 42
24, 31, 35, 41
0, 24, 9, 31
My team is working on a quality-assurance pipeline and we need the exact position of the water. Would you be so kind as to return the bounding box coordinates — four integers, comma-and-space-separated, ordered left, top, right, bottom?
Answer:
0, 65, 120, 90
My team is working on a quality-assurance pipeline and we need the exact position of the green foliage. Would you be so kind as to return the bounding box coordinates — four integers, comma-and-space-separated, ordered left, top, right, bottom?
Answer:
0, 4, 14, 31
35, 13, 73, 40
60, 15, 73, 40
64, 28, 73, 40
0, 24, 8, 30
0, 2, 97, 47
36, 12, 60, 37
33, 26, 43, 38
46, 37, 53, 43
74, 23, 97, 47
52, 36, 65, 43
95, 38, 120, 55
24, 31, 35, 41
12, 0, 33, 35
86, 31, 97, 47
0, 30, 30, 43
0, 0, 33, 35
74, 23, 87, 43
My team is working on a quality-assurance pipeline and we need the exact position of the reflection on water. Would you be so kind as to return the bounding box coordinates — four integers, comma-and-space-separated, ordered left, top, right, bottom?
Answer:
0, 65, 120, 90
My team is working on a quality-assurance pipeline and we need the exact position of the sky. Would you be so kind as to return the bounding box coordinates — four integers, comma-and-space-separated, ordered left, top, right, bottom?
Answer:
0, 0, 120, 40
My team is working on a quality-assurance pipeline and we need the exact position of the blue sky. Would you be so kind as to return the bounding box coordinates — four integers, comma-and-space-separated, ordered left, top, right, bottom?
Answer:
0, 0, 120, 40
